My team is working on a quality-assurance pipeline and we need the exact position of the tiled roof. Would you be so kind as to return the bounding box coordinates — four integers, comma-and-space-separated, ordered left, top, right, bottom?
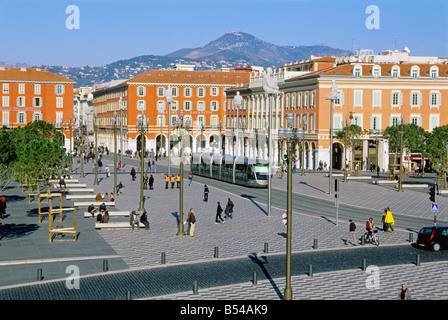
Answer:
0, 67, 75, 83
127, 69, 250, 86
286, 63, 448, 81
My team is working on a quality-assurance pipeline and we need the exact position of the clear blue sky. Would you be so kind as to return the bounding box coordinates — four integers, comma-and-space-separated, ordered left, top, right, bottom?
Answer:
0, 0, 446, 66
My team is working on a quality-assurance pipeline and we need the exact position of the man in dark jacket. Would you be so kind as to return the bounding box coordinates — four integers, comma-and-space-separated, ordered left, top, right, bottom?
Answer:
215, 202, 224, 224
346, 219, 357, 245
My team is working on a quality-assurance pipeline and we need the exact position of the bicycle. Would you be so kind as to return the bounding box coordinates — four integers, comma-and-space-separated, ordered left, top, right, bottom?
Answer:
364, 229, 380, 246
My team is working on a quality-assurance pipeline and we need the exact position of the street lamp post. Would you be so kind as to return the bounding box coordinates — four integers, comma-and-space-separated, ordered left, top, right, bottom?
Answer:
176, 110, 191, 236
68, 117, 73, 173
343, 116, 350, 183
80, 116, 85, 178
138, 111, 149, 212
111, 112, 118, 196
233, 92, 242, 157
278, 112, 298, 301
398, 114, 407, 192
165, 85, 174, 176
93, 113, 99, 186
326, 80, 338, 194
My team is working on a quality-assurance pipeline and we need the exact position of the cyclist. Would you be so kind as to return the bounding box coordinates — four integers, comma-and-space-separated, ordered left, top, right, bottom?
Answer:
365, 217, 374, 241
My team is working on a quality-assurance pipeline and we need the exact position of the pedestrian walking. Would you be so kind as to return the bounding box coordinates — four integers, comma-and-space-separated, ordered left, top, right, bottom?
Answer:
105, 165, 110, 178
282, 213, 287, 234
176, 174, 181, 188
149, 174, 154, 190
130, 210, 140, 230
226, 198, 234, 219
170, 175, 175, 189
186, 208, 196, 237
0, 196, 7, 219
188, 172, 193, 186
203, 185, 209, 202
140, 211, 150, 230
98, 159, 103, 173
346, 219, 357, 245
165, 174, 169, 189
215, 202, 224, 224
144, 174, 148, 190
397, 284, 412, 300
384, 207, 395, 233
130, 167, 136, 181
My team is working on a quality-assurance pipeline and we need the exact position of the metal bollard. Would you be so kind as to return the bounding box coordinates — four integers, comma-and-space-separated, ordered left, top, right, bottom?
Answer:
313, 239, 318, 249
252, 271, 257, 285
409, 233, 414, 243
103, 260, 108, 272
214, 247, 219, 258
361, 235, 365, 246
264, 242, 269, 254
161, 252, 166, 264
416, 254, 420, 266
37, 269, 43, 281
126, 290, 132, 300
193, 280, 198, 294
308, 264, 313, 277
362, 259, 367, 271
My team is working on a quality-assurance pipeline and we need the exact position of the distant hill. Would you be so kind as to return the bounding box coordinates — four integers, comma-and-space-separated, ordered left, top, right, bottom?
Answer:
36, 31, 352, 87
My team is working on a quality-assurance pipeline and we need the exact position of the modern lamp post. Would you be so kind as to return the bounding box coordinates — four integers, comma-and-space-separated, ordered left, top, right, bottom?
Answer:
138, 111, 150, 212
278, 112, 298, 301
93, 113, 99, 186
68, 116, 73, 173
398, 114, 407, 192
233, 92, 243, 157
326, 80, 338, 194
176, 109, 191, 236
165, 85, 174, 176
111, 112, 118, 196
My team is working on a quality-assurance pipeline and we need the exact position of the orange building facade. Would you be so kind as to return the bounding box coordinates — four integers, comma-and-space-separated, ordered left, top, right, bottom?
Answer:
225, 58, 448, 172
0, 67, 75, 149
92, 67, 250, 156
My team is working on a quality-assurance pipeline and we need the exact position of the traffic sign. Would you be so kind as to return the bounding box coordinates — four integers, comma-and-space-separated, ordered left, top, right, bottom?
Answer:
431, 203, 439, 212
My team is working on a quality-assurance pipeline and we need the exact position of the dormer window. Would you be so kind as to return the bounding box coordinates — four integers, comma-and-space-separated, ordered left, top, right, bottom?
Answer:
353, 66, 362, 78
372, 65, 381, 78
410, 66, 419, 79
391, 66, 400, 79
430, 66, 439, 79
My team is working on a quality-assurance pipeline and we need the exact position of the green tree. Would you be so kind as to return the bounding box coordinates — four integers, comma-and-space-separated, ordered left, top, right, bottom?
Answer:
427, 124, 448, 171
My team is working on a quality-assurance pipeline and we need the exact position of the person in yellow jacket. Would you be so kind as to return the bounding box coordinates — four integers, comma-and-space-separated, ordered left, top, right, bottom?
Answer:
165, 174, 169, 189
170, 175, 175, 189
176, 174, 181, 188
384, 207, 395, 233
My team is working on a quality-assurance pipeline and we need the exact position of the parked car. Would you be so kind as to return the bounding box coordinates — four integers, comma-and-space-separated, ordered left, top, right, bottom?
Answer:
417, 226, 448, 251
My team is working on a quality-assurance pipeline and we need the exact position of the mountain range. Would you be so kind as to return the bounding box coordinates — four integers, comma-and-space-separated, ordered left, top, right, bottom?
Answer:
35, 31, 352, 87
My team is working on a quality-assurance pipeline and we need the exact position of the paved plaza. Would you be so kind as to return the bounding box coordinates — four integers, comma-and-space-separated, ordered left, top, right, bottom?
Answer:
0, 154, 447, 300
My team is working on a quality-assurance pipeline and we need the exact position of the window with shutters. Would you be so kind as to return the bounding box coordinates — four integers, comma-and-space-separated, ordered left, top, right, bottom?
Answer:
17, 112, 26, 124
390, 91, 402, 107
354, 90, 363, 107
335, 91, 344, 106
429, 114, 439, 131
410, 91, 422, 107
409, 114, 422, 126
370, 115, 381, 134
430, 91, 441, 107
372, 90, 381, 108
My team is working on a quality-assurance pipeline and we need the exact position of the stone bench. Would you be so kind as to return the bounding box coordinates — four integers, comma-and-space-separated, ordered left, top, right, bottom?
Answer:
347, 176, 372, 180
95, 222, 146, 230
84, 211, 130, 218
402, 184, 429, 188
74, 201, 115, 207
66, 194, 98, 200
67, 188, 95, 193
50, 179, 78, 183
438, 189, 448, 194
54, 184, 87, 188
372, 180, 396, 184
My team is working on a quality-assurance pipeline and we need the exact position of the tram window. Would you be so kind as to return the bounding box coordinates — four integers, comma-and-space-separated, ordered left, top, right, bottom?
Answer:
200, 159, 210, 175
212, 162, 220, 177
235, 164, 247, 181
247, 166, 255, 180
254, 165, 269, 180
221, 163, 233, 181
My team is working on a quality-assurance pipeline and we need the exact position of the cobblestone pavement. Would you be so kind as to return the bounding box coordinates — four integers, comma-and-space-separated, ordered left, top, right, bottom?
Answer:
0, 155, 447, 300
